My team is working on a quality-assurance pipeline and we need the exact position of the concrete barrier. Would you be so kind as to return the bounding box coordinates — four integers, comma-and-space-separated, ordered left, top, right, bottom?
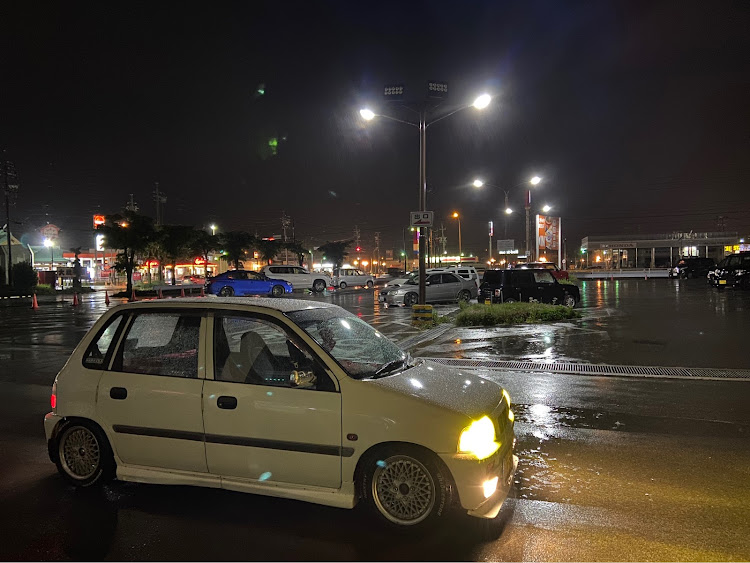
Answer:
573, 269, 669, 279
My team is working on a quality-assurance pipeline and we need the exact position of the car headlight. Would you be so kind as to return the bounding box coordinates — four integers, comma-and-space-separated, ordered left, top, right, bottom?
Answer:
458, 415, 500, 460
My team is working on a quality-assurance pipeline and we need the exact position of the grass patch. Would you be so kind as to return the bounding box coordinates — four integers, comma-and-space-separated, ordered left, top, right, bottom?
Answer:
456, 302, 581, 326
559, 274, 579, 285
411, 310, 454, 330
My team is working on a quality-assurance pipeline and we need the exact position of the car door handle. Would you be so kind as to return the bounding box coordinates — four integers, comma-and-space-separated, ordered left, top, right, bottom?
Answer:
110, 387, 127, 400
217, 396, 238, 409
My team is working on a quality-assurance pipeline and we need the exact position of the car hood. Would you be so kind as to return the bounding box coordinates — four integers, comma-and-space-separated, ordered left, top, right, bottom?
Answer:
368, 360, 502, 419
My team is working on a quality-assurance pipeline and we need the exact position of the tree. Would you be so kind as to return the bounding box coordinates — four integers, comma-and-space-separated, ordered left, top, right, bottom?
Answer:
12, 261, 37, 292
219, 231, 253, 270
284, 241, 308, 267
317, 240, 353, 269
96, 211, 155, 295
157, 225, 196, 285
190, 230, 219, 273
70, 247, 82, 289
256, 238, 281, 265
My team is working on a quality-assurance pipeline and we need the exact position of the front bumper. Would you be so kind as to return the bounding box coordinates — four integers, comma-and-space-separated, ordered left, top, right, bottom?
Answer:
439, 444, 518, 519
384, 292, 407, 306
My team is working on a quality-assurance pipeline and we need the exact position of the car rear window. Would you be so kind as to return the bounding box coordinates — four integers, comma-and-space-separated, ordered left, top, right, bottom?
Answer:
483, 270, 504, 283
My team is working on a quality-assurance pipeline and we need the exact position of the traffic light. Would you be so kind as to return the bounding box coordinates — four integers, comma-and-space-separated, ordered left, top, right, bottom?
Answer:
356, 246, 361, 252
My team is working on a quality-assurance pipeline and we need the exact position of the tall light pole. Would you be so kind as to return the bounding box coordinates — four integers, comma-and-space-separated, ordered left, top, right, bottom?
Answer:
210, 224, 217, 236
43, 238, 54, 284
452, 212, 462, 259
526, 176, 542, 261
360, 87, 491, 303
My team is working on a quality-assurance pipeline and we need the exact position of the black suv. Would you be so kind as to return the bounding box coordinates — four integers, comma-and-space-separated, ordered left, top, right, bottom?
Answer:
712, 252, 750, 289
669, 257, 715, 279
480, 268, 579, 307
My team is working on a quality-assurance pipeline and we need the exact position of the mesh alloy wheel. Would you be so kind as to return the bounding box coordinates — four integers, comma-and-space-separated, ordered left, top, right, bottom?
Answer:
371, 455, 436, 525
59, 426, 101, 480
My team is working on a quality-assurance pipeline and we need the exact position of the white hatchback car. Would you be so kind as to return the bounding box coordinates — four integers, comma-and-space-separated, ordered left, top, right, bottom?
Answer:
332, 268, 375, 289
45, 298, 517, 528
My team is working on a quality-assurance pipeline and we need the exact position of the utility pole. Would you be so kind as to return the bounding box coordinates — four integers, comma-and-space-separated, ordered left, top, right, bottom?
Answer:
153, 182, 167, 226
125, 194, 139, 212
281, 212, 291, 264
438, 223, 447, 255
3, 160, 19, 287
374, 232, 380, 274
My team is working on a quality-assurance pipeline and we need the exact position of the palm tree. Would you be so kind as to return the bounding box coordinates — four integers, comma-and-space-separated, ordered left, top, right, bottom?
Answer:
220, 231, 253, 270
157, 225, 197, 285
317, 240, 353, 269
96, 212, 155, 295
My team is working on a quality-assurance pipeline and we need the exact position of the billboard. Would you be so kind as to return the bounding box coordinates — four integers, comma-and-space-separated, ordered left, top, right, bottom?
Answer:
536, 215, 562, 265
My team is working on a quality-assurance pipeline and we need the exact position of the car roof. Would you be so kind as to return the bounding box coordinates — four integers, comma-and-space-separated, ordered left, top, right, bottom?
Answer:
109, 297, 339, 314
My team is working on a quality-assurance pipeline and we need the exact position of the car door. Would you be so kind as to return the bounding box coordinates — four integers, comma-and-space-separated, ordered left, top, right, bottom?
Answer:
513, 271, 534, 301
246, 271, 270, 295
203, 312, 342, 488
95, 310, 208, 473
441, 273, 463, 300
423, 273, 443, 302
532, 270, 561, 303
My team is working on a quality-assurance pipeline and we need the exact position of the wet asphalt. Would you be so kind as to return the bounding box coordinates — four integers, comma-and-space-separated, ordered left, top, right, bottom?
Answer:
0, 280, 749, 561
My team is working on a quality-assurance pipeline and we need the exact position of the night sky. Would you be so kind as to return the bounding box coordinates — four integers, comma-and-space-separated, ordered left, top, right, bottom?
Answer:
2, 0, 748, 257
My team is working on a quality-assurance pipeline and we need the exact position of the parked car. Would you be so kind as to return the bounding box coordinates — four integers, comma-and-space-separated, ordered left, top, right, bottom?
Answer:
261, 265, 332, 293
712, 252, 750, 289
480, 268, 579, 307
669, 257, 716, 279
381, 272, 478, 307
519, 261, 569, 280
44, 298, 517, 528
182, 275, 205, 285
428, 266, 481, 288
205, 270, 293, 297
332, 268, 375, 289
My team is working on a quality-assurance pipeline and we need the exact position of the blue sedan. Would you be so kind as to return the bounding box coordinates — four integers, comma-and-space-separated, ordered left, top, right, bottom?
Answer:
205, 270, 293, 297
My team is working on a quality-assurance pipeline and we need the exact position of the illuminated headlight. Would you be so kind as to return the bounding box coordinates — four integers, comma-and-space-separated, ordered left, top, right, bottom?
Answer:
458, 416, 500, 460
736, 270, 746, 276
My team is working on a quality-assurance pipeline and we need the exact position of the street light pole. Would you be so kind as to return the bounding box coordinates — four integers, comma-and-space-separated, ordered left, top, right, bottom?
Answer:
418, 109, 427, 303
452, 212, 462, 259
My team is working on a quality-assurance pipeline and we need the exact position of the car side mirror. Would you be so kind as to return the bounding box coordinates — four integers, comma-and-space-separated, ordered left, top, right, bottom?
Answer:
289, 370, 316, 389
425, 281, 431, 286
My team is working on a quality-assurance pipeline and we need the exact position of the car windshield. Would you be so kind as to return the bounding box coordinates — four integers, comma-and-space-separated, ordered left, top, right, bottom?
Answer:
287, 308, 410, 380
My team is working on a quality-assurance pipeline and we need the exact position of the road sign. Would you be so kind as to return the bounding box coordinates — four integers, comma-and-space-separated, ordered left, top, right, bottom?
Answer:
410, 211, 434, 227
40, 224, 60, 240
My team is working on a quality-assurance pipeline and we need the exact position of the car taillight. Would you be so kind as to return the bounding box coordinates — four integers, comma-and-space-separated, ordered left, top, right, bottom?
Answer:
50, 393, 56, 409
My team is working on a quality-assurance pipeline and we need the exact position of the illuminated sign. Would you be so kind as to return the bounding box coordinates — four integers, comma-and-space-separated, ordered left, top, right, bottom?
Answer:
93, 215, 106, 229
194, 257, 206, 266
95, 234, 105, 252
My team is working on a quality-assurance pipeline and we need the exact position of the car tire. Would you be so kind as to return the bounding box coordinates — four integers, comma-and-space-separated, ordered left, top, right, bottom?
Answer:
504, 297, 516, 304
366, 280, 374, 289
312, 280, 327, 293
219, 286, 234, 297
271, 285, 285, 297
458, 289, 472, 302
563, 293, 576, 308
54, 420, 115, 488
403, 292, 418, 307
358, 445, 452, 530
339, 282, 347, 289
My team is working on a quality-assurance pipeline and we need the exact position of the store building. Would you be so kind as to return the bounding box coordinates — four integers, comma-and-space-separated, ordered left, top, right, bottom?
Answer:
580, 232, 742, 268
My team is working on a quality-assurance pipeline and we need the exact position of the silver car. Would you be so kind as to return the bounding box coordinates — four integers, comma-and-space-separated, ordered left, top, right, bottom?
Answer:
383, 272, 478, 306
332, 268, 375, 289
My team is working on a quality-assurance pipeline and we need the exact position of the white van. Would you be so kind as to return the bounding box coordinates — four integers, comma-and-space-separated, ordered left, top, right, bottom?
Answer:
428, 266, 481, 289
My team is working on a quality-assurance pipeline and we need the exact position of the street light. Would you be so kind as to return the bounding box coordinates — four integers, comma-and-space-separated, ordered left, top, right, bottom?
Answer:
525, 176, 542, 261
542, 204, 552, 213
210, 224, 217, 236
360, 88, 491, 304
452, 212, 462, 259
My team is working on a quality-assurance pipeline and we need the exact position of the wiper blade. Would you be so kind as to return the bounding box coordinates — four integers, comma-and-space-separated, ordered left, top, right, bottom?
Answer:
371, 358, 407, 378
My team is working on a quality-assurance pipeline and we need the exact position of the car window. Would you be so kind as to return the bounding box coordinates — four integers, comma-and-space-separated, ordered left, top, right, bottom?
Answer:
213, 315, 334, 391
533, 270, 556, 283
515, 271, 534, 286
427, 274, 442, 284
246, 271, 262, 280
727, 256, 740, 267
441, 273, 459, 284
115, 313, 201, 378
293, 267, 306, 274
268, 267, 280, 273
227, 271, 247, 280
82, 314, 125, 369
288, 308, 406, 380
482, 270, 504, 284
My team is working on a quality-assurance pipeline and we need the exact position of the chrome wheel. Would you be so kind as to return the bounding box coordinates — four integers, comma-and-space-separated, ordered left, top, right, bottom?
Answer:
59, 426, 101, 480
563, 294, 576, 307
371, 455, 436, 525
339, 281, 347, 289
403, 292, 418, 307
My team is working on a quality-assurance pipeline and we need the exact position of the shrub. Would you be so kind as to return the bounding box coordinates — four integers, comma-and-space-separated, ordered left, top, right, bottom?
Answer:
12, 261, 38, 291
456, 302, 580, 326
34, 283, 56, 295
559, 273, 579, 285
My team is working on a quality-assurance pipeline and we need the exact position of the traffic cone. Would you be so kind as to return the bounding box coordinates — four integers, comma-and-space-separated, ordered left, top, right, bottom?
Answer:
180, 287, 186, 298
104, 291, 110, 306
31, 293, 39, 310
130, 288, 137, 302
72, 293, 80, 306
158, 288, 164, 299
199, 286, 205, 297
